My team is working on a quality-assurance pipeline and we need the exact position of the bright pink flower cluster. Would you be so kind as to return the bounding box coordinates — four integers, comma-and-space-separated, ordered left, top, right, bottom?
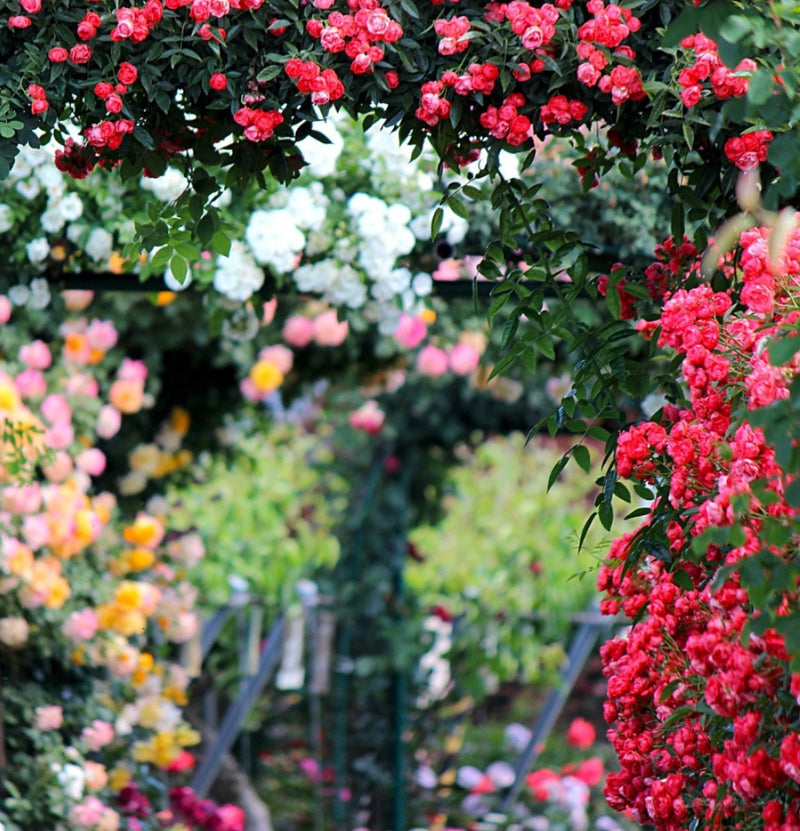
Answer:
539, 94, 587, 127
306, 0, 402, 75
479, 92, 532, 145
599, 228, 800, 828
415, 80, 452, 126
233, 106, 284, 141
285, 59, 345, 105
503, 1, 559, 50
433, 14, 471, 55
677, 33, 756, 108
441, 62, 499, 95
110, 0, 163, 42
575, 1, 644, 104
724, 129, 773, 171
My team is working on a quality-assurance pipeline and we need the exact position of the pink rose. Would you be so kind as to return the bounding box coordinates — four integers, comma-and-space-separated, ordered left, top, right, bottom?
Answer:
416, 345, 449, 377
96, 404, 122, 438
42, 450, 74, 482
76, 448, 106, 476
1, 483, 42, 513
262, 296, 278, 325
448, 342, 480, 376
0, 296, 10, 324
22, 514, 50, 549
282, 315, 315, 348
35, 705, 63, 731
45, 423, 75, 450
66, 373, 99, 398
117, 358, 148, 382
15, 369, 47, 398
257, 344, 293, 375
86, 319, 118, 351
432, 258, 462, 281
393, 314, 427, 349
63, 608, 100, 642
19, 340, 52, 370
81, 719, 114, 751
349, 400, 386, 435
41, 393, 72, 425
312, 310, 348, 347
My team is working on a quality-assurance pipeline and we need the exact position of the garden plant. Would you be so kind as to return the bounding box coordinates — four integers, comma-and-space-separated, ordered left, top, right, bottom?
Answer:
4, 0, 800, 830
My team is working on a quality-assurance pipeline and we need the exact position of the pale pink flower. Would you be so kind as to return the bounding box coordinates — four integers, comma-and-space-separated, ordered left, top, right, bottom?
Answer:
433, 258, 462, 281
0, 616, 29, 648
76, 448, 106, 477
41, 393, 72, 425
70, 796, 105, 828
65, 372, 99, 398
0, 296, 11, 324
19, 340, 52, 370
46, 422, 75, 450
167, 533, 205, 567
312, 310, 349, 346
416, 344, 449, 377
117, 358, 148, 382
85, 319, 118, 352
81, 719, 114, 751
15, 369, 47, 398
35, 705, 63, 731
63, 608, 100, 641
349, 400, 386, 435
22, 514, 50, 549
258, 344, 293, 375
239, 377, 262, 402
42, 450, 74, 482
283, 314, 315, 347
394, 314, 427, 349
84, 760, 109, 791
449, 342, 480, 375
2, 482, 42, 514
96, 404, 122, 439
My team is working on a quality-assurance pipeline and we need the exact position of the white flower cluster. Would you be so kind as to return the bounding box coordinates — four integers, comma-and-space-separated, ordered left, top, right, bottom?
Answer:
140, 168, 189, 203
213, 240, 265, 302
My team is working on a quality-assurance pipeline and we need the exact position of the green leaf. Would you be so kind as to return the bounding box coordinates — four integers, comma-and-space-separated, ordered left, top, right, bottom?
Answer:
768, 333, 800, 366
572, 444, 591, 473
431, 207, 443, 239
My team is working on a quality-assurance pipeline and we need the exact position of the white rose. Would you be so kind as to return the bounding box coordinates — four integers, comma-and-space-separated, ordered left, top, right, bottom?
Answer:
85, 228, 114, 262
26, 237, 50, 264
0, 204, 13, 233
57, 192, 84, 222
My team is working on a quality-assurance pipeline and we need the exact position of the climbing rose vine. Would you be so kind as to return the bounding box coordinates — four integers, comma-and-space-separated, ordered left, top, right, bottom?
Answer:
598, 223, 800, 830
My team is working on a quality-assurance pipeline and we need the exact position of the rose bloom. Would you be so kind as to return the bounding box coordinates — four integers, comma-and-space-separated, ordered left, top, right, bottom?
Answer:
63, 608, 100, 641
394, 314, 427, 349
35, 705, 64, 731
109, 379, 145, 413
349, 399, 386, 435
416, 344, 449, 377
282, 314, 314, 347
16, 368, 47, 398
96, 404, 122, 439
0, 296, 11, 323
449, 342, 480, 375
312, 310, 349, 346
82, 719, 115, 751
84, 760, 109, 791
0, 616, 29, 648
565, 717, 596, 748
258, 344, 293, 375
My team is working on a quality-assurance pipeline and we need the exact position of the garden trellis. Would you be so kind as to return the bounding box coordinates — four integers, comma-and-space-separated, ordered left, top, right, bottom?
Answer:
6, 0, 800, 828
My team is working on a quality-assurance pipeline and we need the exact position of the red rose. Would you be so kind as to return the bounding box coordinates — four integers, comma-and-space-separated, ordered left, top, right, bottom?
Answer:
117, 62, 138, 84
20, 0, 41, 12
69, 44, 93, 64
94, 82, 114, 99
105, 94, 123, 114
8, 15, 32, 27
77, 20, 97, 40
209, 72, 227, 91
31, 99, 49, 115
48, 46, 69, 62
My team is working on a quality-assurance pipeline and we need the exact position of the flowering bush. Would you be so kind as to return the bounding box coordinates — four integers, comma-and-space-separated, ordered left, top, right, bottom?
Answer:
0, 301, 243, 830
591, 223, 800, 829
0, 0, 794, 292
